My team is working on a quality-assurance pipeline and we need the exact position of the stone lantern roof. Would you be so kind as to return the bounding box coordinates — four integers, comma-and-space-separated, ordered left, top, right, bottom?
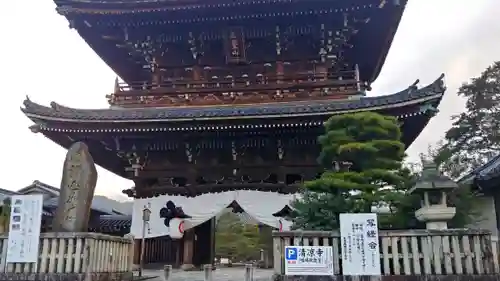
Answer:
409, 160, 457, 194
410, 159, 457, 230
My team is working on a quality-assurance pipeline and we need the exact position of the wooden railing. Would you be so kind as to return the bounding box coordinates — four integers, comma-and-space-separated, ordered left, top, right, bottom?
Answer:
107, 68, 363, 107
273, 229, 500, 275
0, 232, 134, 274
117, 70, 359, 93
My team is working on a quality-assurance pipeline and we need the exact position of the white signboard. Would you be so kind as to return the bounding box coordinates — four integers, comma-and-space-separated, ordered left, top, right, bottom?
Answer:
284, 246, 334, 276
6, 195, 44, 263
340, 213, 381, 276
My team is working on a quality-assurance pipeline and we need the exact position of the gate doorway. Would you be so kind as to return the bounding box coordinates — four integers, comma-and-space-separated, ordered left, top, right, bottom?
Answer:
214, 204, 273, 268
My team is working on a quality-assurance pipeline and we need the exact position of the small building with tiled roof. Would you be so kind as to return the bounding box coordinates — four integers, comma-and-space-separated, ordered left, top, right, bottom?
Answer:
17, 180, 60, 199
1, 181, 133, 234
458, 156, 500, 240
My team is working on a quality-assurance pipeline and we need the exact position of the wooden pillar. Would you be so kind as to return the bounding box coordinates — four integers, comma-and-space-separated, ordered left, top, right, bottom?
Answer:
193, 65, 201, 81
151, 57, 161, 88
144, 239, 149, 265
151, 239, 155, 263
157, 239, 160, 262
160, 239, 164, 263
315, 63, 327, 81
211, 218, 216, 267
276, 61, 284, 82
181, 229, 195, 270
146, 239, 151, 264
176, 239, 182, 268
276, 61, 284, 98
155, 239, 158, 262
133, 239, 141, 265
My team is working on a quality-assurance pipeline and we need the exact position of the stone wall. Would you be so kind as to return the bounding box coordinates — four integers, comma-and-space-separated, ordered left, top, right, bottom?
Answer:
467, 194, 498, 239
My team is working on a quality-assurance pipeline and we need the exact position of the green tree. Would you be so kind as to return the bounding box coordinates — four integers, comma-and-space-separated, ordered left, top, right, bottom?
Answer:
292, 112, 408, 230
215, 213, 262, 261
436, 61, 500, 179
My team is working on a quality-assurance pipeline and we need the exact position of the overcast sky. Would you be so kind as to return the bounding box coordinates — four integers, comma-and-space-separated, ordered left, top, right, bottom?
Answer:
0, 0, 499, 201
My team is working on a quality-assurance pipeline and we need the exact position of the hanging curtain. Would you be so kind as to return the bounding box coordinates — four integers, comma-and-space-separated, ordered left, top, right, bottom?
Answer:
181, 192, 236, 229
131, 190, 296, 238
130, 192, 236, 238
235, 190, 294, 229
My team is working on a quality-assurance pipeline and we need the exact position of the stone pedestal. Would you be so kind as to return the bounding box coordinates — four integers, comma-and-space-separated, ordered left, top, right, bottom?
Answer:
53, 142, 98, 232
415, 205, 456, 230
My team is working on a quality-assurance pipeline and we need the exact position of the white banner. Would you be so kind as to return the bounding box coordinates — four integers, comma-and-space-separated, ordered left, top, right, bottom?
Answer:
284, 246, 334, 276
339, 213, 381, 276
130, 191, 294, 238
6, 195, 43, 263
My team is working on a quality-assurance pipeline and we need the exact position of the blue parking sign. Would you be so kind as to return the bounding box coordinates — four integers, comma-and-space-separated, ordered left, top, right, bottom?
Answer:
285, 247, 298, 260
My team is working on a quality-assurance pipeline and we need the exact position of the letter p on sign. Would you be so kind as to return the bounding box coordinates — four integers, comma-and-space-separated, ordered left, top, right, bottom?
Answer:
285, 247, 297, 260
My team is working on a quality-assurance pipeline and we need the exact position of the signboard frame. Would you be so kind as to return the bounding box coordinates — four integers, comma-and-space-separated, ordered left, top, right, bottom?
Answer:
6, 194, 44, 264
284, 246, 334, 276
339, 213, 381, 276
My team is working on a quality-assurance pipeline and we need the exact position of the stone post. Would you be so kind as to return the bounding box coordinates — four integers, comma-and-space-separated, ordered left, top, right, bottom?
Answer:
163, 265, 172, 281
409, 160, 456, 230
53, 142, 98, 232
124, 234, 136, 271
244, 263, 254, 281
203, 264, 213, 281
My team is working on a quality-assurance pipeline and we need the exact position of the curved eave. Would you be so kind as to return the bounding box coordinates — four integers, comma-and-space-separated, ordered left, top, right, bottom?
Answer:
369, 2, 406, 82
56, 0, 394, 15
21, 74, 445, 125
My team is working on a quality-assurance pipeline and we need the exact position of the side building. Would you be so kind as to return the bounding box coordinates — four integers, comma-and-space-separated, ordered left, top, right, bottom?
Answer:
458, 156, 500, 240
0, 181, 131, 235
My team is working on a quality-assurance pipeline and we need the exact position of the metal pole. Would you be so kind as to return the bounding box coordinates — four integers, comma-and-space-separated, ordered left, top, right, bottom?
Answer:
139, 219, 146, 277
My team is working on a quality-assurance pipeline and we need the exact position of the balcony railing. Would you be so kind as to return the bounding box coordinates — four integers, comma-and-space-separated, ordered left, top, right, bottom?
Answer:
107, 67, 363, 108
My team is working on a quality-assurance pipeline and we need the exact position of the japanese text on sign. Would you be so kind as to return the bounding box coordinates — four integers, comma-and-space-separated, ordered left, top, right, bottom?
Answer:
284, 246, 334, 276
339, 213, 381, 276
6, 195, 43, 263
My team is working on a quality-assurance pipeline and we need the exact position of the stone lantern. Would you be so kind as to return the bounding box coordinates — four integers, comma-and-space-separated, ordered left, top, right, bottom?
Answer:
408, 159, 457, 230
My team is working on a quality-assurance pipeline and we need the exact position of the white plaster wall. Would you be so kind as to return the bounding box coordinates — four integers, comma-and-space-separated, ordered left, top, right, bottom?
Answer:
466, 194, 498, 238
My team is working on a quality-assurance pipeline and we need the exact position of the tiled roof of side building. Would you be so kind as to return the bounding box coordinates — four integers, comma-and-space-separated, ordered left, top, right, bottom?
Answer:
17, 180, 60, 196
0, 188, 20, 196
43, 196, 127, 216
458, 154, 500, 185
88, 215, 132, 232
21, 75, 445, 122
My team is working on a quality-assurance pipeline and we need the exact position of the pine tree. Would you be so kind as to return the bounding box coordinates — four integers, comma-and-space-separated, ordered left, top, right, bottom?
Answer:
291, 112, 408, 230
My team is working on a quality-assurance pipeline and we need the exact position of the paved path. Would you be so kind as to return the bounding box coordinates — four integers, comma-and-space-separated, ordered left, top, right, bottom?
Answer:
142, 267, 274, 281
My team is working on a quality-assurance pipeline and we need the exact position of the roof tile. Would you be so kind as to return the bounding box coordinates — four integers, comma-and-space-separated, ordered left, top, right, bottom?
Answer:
21, 75, 446, 122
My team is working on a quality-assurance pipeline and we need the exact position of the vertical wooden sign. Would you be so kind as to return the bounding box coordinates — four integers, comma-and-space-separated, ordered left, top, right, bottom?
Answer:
224, 27, 246, 64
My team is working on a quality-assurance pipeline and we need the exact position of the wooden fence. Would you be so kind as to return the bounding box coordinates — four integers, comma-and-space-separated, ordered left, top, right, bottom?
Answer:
273, 229, 500, 275
0, 232, 134, 274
